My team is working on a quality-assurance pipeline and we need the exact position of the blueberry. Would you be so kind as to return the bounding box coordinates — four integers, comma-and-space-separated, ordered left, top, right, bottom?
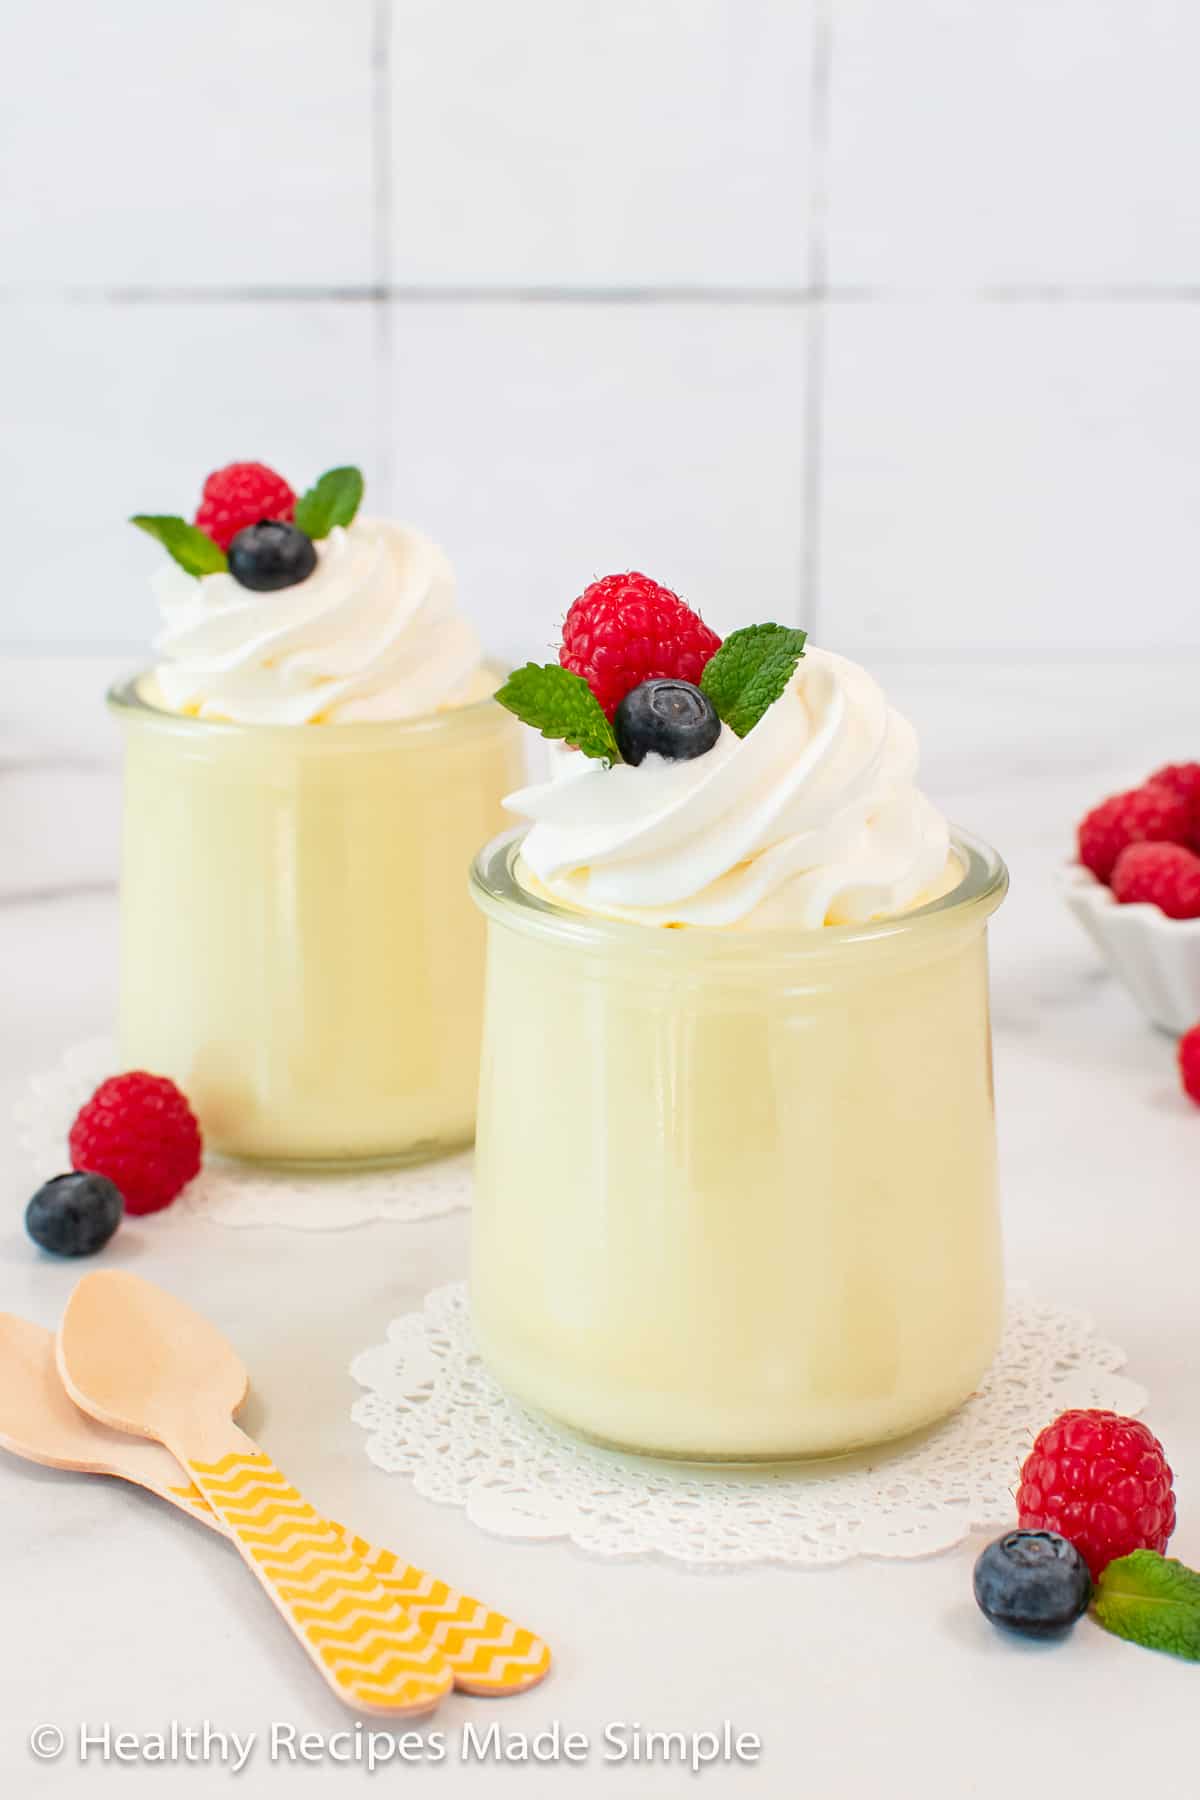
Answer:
227, 520, 317, 592
613, 679, 721, 767
25, 1173, 124, 1257
973, 1530, 1092, 1638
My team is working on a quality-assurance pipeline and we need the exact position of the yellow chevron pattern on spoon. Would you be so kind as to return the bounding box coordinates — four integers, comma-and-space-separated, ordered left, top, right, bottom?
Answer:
57, 1273, 453, 1717
158, 1485, 550, 1694
0, 1306, 549, 1699
186, 1449, 453, 1715
156, 1485, 549, 1694
338, 1531, 551, 1696
0, 1311, 548, 1698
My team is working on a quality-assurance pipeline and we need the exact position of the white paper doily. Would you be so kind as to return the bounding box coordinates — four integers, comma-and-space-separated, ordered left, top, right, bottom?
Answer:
15, 1039, 473, 1231
350, 1282, 1147, 1569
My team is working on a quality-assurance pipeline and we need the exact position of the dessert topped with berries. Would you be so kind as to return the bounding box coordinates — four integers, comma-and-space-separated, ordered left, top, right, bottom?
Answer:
1068, 761, 1200, 1036
132, 461, 492, 724
494, 572, 957, 929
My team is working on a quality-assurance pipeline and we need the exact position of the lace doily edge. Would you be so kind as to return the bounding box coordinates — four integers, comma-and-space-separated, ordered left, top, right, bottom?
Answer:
14, 1039, 474, 1232
347, 1288, 1149, 1570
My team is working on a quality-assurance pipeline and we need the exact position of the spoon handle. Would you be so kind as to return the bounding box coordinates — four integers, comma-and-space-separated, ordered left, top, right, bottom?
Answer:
332, 1525, 552, 1696
184, 1438, 452, 1717
157, 1482, 550, 1695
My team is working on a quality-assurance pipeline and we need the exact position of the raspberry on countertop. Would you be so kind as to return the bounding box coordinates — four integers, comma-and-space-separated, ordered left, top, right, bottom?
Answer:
1017, 1408, 1176, 1581
69, 1072, 202, 1217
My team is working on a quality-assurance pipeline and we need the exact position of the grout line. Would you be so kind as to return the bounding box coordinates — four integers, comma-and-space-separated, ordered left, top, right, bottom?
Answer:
0, 881, 118, 910
975, 283, 1200, 303
0, 283, 818, 306
799, 0, 834, 637
11, 644, 1200, 667
0, 642, 141, 656
371, 0, 395, 494
810, 284, 1200, 304
0, 752, 118, 775
7, 281, 1200, 307
801, 645, 1200, 666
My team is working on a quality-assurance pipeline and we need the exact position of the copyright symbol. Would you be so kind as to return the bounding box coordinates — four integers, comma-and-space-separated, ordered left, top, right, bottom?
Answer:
29, 1724, 65, 1760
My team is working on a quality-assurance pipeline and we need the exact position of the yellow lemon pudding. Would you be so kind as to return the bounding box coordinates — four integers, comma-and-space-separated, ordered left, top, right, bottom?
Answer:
113, 461, 523, 1165
469, 574, 1006, 1458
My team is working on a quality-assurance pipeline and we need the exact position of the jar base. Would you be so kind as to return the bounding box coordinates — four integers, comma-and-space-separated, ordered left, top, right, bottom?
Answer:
505, 1390, 983, 1466
207, 1130, 474, 1175
473, 1318, 997, 1465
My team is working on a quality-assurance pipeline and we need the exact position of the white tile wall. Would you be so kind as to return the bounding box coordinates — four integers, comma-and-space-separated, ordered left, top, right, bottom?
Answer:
382, 303, 807, 659
827, 0, 1200, 289
0, 0, 376, 289
0, 659, 125, 900
2, 303, 378, 649
3, 2, 1200, 659
818, 300, 1200, 652
389, 0, 814, 289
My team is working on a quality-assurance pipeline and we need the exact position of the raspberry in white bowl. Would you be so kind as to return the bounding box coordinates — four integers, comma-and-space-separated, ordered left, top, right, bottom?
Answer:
1067, 765, 1200, 1034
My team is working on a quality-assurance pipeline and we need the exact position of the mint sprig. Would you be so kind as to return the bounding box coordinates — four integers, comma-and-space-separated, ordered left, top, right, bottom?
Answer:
1093, 1550, 1200, 1661
495, 664, 621, 763
700, 623, 807, 738
294, 466, 364, 539
130, 515, 228, 578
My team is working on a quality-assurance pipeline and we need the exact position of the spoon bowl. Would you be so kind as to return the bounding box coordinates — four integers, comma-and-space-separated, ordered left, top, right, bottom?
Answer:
2, 1308, 549, 1696
0, 1313, 167, 1478
56, 1270, 453, 1716
58, 1270, 247, 1445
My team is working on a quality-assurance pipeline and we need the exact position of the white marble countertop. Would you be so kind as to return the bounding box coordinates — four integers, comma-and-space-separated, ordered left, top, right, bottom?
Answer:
1, 653, 1198, 1798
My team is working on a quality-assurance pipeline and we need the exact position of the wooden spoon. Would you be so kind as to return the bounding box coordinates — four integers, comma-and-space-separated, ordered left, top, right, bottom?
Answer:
0, 1312, 550, 1695
56, 1271, 452, 1717
0, 1313, 216, 1525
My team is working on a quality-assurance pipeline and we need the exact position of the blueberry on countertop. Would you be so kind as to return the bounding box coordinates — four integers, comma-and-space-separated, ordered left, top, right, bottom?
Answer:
227, 519, 317, 592
26, 1172, 124, 1257
973, 1530, 1092, 1639
613, 679, 721, 767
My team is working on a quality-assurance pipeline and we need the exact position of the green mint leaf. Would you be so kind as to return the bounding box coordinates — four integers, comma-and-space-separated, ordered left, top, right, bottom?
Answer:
130, 515, 228, 578
1093, 1550, 1200, 1661
495, 664, 621, 763
293, 466, 364, 539
700, 622, 807, 738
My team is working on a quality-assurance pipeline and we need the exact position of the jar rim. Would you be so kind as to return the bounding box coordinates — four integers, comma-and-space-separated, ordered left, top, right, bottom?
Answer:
470, 825, 1008, 958
106, 668, 507, 742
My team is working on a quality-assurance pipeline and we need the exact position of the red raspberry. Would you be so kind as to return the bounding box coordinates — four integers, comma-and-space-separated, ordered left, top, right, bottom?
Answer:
1178, 1023, 1200, 1106
1149, 762, 1200, 806
194, 461, 296, 551
1017, 1409, 1176, 1580
559, 572, 722, 720
69, 1073, 202, 1216
1110, 840, 1200, 918
1077, 783, 1190, 883
1150, 763, 1200, 850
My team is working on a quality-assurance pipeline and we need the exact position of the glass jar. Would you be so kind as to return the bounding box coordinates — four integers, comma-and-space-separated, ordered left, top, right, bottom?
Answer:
109, 675, 525, 1167
469, 828, 1008, 1460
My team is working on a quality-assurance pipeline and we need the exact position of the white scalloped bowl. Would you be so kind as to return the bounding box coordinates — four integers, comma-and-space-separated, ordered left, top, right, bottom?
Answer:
1063, 865, 1200, 1035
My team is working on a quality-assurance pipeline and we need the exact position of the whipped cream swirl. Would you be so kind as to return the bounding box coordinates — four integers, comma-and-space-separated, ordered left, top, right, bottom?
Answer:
506, 648, 954, 929
149, 519, 487, 724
